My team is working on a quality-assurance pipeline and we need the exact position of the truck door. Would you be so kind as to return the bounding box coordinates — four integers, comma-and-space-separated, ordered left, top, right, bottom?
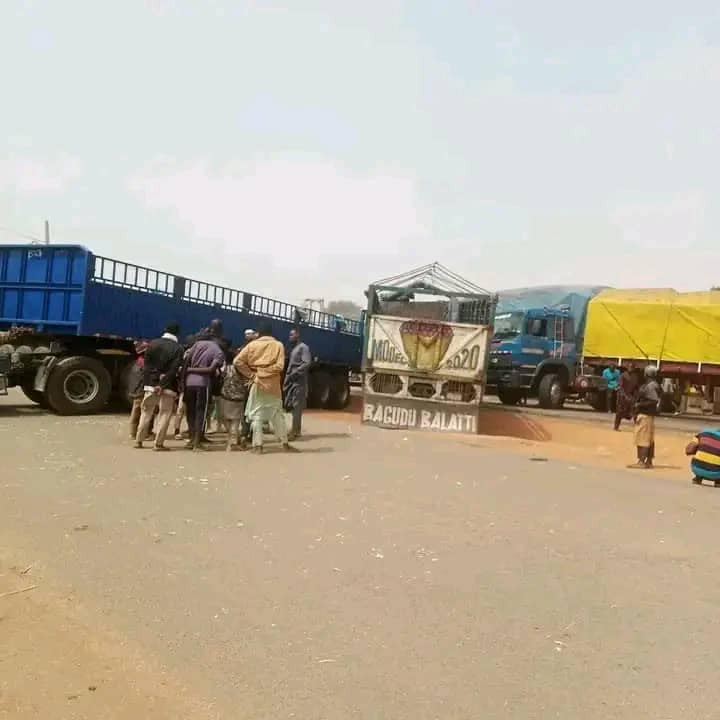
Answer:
521, 316, 551, 365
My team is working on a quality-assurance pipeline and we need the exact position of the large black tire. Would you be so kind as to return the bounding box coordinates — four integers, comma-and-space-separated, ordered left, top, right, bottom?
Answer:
497, 387, 523, 406
328, 373, 351, 409
538, 373, 565, 409
45, 356, 112, 415
114, 359, 139, 410
21, 385, 49, 408
586, 390, 607, 412
309, 370, 332, 409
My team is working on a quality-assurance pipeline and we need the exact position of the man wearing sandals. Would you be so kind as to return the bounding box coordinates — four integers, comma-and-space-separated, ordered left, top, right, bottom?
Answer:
629, 366, 660, 469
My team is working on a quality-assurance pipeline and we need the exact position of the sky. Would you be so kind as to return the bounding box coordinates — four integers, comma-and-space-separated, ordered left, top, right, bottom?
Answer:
1, 1, 719, 305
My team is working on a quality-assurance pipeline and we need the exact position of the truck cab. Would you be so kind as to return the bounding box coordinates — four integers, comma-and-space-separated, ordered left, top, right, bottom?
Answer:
487, 307, 578, 408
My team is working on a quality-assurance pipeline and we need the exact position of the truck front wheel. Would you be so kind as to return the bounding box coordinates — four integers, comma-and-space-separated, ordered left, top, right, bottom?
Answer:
586, 390, 607, 412
46, 356, 112, 415
538, 373, 565, 409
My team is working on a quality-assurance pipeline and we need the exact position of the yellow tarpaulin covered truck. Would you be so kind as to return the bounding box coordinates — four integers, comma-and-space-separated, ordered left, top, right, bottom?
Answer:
490, 285, 720, 411
583, 289, 720, 369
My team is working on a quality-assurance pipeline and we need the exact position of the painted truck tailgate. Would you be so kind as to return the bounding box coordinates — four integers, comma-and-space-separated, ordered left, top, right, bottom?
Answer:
365, 314, 491, 381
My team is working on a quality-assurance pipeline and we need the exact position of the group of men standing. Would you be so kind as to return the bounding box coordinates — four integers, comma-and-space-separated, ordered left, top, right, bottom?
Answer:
130, 320, 311, 454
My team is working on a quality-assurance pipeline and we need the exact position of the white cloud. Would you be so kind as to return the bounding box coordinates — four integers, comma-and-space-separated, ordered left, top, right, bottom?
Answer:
0, 152, 82, 195
610, 191, 706, 251
128, 157, 427, 266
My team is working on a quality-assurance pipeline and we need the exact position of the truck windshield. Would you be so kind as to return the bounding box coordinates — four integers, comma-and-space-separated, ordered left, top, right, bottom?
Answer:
493, 312, 525, 339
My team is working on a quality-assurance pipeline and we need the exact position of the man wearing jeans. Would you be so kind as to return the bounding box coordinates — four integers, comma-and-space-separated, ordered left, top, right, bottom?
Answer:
134, 323, 184, 451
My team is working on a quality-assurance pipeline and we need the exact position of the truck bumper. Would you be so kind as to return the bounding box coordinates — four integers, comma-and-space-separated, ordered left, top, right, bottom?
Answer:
486, 368, 534, 391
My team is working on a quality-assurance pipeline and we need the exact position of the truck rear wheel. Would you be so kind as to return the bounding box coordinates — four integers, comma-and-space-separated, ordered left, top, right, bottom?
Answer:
538, 373, 565, 409
46, 356, 112, 415
328, 373, 351, 409
309, 370, 332, 409
497, 387, 523, 406
586, 390, 607, 412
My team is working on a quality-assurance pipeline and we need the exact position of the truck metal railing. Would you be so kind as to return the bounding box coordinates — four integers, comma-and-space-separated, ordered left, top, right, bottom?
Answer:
91, 254, 362, 336
93, 255, 176, 296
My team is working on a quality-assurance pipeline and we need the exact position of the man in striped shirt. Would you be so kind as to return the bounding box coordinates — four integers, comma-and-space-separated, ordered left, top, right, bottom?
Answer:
686, 429, 720, 486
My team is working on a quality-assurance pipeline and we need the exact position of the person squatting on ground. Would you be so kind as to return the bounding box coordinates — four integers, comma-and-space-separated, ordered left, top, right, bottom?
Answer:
183, 331, 225, 450
234, 322, 298, 454
687, 428, 720, 487
283, 328, 311, 441
630, 365, 661, 469
134, 323, 184, 451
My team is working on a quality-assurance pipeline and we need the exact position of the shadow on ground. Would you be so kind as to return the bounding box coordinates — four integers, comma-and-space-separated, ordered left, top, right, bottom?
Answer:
0, 402, 49, 418
477, 408, 552, 441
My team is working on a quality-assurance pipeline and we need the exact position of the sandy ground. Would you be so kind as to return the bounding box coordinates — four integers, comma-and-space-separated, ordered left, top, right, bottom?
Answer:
2, 389, 719, 719
324, 394, 699, 481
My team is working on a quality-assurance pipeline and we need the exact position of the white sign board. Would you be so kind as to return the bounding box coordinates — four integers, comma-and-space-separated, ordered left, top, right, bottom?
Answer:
366, 315, 490, 381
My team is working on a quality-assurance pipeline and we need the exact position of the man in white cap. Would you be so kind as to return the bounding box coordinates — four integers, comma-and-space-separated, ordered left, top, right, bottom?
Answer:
244, 329, 258, 342
630, 365, 661, 469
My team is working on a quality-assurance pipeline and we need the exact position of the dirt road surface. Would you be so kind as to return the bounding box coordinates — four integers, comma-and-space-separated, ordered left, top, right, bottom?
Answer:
2, 389, 720, 719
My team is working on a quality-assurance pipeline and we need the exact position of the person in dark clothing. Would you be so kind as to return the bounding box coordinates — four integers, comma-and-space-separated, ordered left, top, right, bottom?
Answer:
135, 323, 184, 451
183, 334, 225, 450
128, 340, 148, 439
173, 334, 195, 439
283, 328, 312, 440
614, 364, 638, 431
629, 366, 661, 469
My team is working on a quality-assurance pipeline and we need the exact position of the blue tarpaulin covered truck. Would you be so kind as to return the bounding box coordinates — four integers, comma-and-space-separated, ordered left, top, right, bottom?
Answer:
0, 244, 362, 414
486, 285, 606, 409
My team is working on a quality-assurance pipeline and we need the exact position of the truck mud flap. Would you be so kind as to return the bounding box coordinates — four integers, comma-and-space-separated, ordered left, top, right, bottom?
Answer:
34, 357, 57, 392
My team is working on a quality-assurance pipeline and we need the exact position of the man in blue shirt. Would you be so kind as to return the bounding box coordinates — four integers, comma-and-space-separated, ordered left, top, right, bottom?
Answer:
602, 363, 620, 413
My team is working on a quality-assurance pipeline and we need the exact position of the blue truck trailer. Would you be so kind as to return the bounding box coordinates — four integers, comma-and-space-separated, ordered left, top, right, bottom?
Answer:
0, 244, 362, 414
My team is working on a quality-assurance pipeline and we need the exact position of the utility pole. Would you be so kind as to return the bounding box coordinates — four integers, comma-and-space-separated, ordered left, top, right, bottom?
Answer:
44, 220, 50, 245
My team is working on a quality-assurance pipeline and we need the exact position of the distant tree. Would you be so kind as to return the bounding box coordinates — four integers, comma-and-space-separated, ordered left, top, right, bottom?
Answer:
326, 300, 363, 319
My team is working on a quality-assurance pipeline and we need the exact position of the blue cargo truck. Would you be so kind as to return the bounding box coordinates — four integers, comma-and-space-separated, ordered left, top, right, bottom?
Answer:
486, 285, 607, 409
0, 244, 362, 414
